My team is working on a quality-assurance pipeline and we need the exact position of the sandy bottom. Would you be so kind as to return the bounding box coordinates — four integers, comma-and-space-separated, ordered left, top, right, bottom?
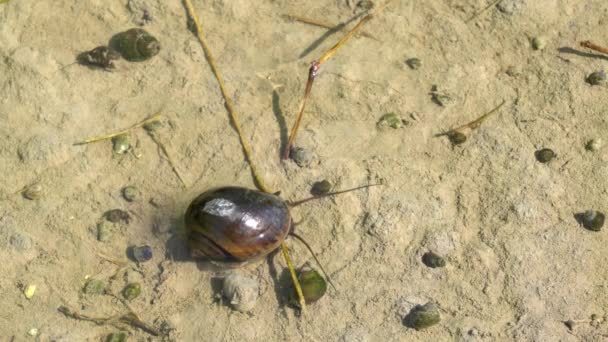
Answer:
1, 0, 607, 341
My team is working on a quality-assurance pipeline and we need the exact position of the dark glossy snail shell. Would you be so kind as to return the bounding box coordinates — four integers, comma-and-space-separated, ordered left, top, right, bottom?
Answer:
185, 187, 291, 264
110, 28, 160, 62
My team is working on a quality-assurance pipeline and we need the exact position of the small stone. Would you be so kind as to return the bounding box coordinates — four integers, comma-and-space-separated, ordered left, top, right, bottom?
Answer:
422, 251, 446, 268
123, 282, 142, 300
97, 221, 114, 242
22, 184, 43, 200
406, 58, 422, 70
586, 138, 602, 151
28, 328, 39, 336
130, 245, 153, 262
84, 279, 106, 295
586, 71, 606, 86
403, 302, 441, 330
290, 147, 312, 167
122, 186, 140, 202
580, 210, 605, 231
377, 112, 403, 129
106, 332, 127, 342
24, 284, 37, 299
222, 272, 260, 312
531, 36, 546, 50
104, 209, 131, 224
112, 134, 130, 154
311, 180, 332, 196
535, 148, 555, 163
448, 131, 467, 145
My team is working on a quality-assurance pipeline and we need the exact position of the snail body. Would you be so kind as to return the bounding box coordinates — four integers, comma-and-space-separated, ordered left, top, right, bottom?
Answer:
185, 187, 291, 264
110, 28, 160, 62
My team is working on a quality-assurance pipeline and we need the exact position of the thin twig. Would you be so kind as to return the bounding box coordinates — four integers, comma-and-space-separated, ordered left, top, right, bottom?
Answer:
283, 0, 395, 159
58, 305, 161, 336
74, 113, 161, 145
580, 40, 608, 55
183, 0, 271, 193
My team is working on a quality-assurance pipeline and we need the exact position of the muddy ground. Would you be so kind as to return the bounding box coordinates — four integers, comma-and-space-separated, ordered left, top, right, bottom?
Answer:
1, 0, 607, 341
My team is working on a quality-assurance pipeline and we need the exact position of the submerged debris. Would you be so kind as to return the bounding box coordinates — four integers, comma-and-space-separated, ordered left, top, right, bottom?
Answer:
106, 332, 128, 342
77, 46, 121, 69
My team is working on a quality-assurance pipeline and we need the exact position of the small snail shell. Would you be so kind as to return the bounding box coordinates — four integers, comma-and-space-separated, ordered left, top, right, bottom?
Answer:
185, 187, 291, 264
110, 28, 160, 62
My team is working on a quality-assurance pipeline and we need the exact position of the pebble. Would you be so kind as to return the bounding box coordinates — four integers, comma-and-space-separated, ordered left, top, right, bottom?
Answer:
535, 148, 555, 163
222, 272, 259, 312
531, 36, 546, 50
311, 180, 332, 196
586, 71, 606, 86
122, 186, 140, 202
422, 251, 446, 268
403, 302, 441, 330
130, 245, 153, 262
290, 147, 312, 167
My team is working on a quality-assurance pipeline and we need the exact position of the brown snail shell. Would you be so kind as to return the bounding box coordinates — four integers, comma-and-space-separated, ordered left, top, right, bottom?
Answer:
185, 187, 291, 264
110, 28, 160, 62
